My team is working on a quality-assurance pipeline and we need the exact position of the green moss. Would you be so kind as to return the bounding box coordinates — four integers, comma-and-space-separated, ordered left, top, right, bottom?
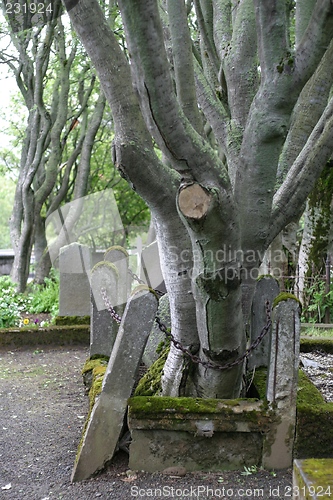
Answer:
92, 260, 119, 277
134, 346, 169, 396
297, 371, 325, 406
88, 368, 106, 410
55, 315, 90, 326
74, 357, 108, 464
104, 245, 129, 258
272, 292, 301, 309
0, 325, 89, 348
295, 370, 333, 459
256, 275, 279, 284
296, 459, 333, 491
301, 338, 333, 354
252, 367, 267, 400
129, 395, 261, 415
81, 356, 109, 375
130, 284, 159, 300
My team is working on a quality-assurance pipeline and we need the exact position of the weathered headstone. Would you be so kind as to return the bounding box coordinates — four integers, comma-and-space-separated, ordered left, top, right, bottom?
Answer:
141, 240, 166, 293
143, 293, 170, 367
59, 243, 91, 316
90, 261, 119, 357
248, 276, 279, 370
262, 294, 301, 469
71, 286, 158, 482
104, 246, 131, 314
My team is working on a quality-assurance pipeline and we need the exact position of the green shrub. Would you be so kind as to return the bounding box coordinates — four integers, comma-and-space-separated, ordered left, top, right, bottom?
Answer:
0, 276, 29, 328
26, 270, 59, 317
0, 271, 60, 328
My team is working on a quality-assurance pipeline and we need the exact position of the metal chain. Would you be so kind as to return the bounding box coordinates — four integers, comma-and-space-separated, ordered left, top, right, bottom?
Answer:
100, 288, 122, 324
127, 268, 166, 297
155, 300, 272, 372
101, 281, 272, 372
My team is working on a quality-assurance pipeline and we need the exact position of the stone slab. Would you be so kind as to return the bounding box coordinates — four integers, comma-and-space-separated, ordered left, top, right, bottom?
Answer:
129, 428, 262, 472
142, 293, 170, 367
71, 286, 158, 482
263, 296, 301, 469
128, 396, 274, 472
90, 261, 119, 357
59, 243, 91, 316
248, 276, 279, 369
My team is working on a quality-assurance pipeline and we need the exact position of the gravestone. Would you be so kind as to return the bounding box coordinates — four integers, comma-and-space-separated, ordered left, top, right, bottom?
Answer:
90, 261, 119, 357
140, 240, 166, 293
71, 286, 158, 482
104, 246, 131, 315
59, 243, 91, 316
262, 294, 301, 469
142, 293, 171, 367
248, 276, 279, 370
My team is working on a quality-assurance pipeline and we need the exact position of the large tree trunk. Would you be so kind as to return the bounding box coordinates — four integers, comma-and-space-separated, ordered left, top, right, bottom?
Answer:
66, 0, 333, 399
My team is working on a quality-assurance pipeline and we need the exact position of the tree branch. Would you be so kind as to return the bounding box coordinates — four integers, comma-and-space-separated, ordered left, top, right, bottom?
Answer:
294, 0, 333, 85
222, 0, 258, 129
254, 0, 290, 82
66, 0, 180, 212
277, 38, 333, 185
167, 0, 203, 134
271, 97, 333, 238
118, 0, 230, 188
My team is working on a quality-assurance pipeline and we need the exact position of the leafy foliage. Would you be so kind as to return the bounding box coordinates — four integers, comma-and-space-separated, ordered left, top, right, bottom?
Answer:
0, 271, 59, 328
0, 276, 29, 327
26, 270, 59, 317
302, 276, 333, 323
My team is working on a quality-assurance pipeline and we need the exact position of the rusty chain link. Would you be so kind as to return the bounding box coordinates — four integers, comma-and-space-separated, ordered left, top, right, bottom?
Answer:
100, 287, 122, 324
101, 275, 272, 372
155, 300, 272, 372
127, 268, 165, 297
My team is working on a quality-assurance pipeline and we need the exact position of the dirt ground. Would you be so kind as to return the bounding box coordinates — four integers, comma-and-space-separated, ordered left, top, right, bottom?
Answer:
0, 346, 292, 499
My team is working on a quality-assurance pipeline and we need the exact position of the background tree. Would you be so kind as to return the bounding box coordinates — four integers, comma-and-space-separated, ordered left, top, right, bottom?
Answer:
1, 2, 149, 290
64, 0, 333, 398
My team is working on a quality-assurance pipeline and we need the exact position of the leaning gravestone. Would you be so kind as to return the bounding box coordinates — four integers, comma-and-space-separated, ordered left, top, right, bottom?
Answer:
142, 293, 170, 367
71, 286, 158, 482
90, 261, 119, 357
262, 294, 301, 469
248, 275, 279, 370
59, 243, 91, 316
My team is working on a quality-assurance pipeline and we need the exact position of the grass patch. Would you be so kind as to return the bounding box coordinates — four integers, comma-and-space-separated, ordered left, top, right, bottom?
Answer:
301, 327, 333, 338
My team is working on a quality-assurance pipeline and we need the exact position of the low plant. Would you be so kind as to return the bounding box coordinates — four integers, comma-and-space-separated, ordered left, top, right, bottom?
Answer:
302, 277, 333, 323
0, 270, 59, 328
26, 269, 59, 318
0, 276, 29, 328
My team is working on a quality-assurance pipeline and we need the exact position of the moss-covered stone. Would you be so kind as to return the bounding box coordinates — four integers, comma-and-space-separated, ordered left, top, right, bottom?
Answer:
55, 315, 90, 326
104, 245, 129, 258
0, 325, 89, 349
81, 356, 109, 375
134, 347, 169, 396
81, 355, 109, 393
252, 364, 333, 459
129, 395, 261, 416
301, 338, 333, 354
272, 292, 301, 309
294, 458, 333, 495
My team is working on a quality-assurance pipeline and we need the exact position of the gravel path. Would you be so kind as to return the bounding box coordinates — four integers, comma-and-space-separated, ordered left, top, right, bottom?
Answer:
0, 346, 292, 499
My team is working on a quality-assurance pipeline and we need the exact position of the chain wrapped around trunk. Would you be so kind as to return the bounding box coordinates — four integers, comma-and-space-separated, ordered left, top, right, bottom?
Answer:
101, 282, 272, 372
